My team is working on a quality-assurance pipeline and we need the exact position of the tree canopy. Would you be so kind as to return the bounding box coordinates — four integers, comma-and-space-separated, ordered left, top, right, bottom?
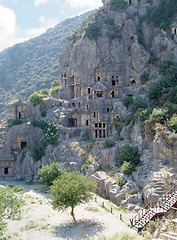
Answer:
38, 162, 65, 187
49, 171, 96, 221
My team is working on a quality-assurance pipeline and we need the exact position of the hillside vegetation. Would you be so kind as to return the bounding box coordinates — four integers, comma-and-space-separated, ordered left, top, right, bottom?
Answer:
0, 12, 91, 119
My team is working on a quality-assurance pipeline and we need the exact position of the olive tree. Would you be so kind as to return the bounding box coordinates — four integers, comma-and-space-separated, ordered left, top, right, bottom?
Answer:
49, 171, 96, 222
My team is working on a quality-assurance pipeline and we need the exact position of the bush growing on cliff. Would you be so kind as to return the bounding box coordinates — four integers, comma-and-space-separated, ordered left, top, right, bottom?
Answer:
122, 96, 133, 107
81, 160, 91, 175
117, 177, 126, 188
146, 0, 177, 30
38, 162, 65, 187
110, 0, 127, 10
148, 60, 177, 105
167, 114, 177, 133
31, 146, 45, 161
149, 108, 168, 124
119, 144, 140, 166
121, 161, 135, 175
103, 139, 116, 148
7, 119, 23, 128
140, 71, 149, 84
30, 119, 58, 145
28, 92, 44, 106
83, 22, 101, 40
131, 97, 148, 114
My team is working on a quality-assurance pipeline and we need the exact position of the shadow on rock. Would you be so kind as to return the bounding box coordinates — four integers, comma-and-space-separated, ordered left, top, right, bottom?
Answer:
55, 219, 104, 239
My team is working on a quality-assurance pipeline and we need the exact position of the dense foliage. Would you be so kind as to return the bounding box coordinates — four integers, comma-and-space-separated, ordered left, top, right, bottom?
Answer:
31, 146, 45, 161
83, 22, 101, 40
118, 144, 140, 175
81, 160, 91, 175
147, 60, 177, 133
38, 162, 65, 186
146, 0, 177, 30
110, 0, 127, 10
119, 144, 140, 166
28, 92, 45, 106
140, 71, 149, 84
7, 119, 23, 128
123, 96, 148, 114
122, 96, 133, 107
0, 12, 90, 119
30, 119, 58, 145
103, 139, 116, 148
149, 60, 177, 105
49, 171, 96, 221
121, 161, 135, 175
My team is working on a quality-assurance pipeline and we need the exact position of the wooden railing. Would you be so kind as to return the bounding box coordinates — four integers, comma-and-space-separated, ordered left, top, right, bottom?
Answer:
130, 185, 176, 227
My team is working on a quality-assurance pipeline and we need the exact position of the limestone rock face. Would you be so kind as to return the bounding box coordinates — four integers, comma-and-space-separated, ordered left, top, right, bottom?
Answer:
153, 132, 177, 164
0, 123, 43, 161
91, 171, 141, 208
101, 146, 118, 169
0, 0, 176, 213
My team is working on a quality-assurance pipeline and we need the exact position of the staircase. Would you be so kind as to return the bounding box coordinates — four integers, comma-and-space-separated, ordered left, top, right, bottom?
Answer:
130, 186, 177, 230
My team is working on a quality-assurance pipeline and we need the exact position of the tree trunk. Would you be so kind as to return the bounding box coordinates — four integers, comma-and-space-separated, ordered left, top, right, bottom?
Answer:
71, 206, 76, 222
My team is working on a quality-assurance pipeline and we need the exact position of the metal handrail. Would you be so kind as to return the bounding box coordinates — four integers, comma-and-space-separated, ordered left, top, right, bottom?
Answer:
130, 185, 176, 227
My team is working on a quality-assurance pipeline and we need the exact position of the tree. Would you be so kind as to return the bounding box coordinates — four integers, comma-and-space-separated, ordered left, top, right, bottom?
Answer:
28, 92, 44, 106
38, 162, 65, 187
49, 171, 96, 222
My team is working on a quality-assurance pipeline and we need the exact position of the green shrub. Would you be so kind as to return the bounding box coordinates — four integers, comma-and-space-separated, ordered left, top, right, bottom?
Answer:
167, 114, 177, 133
109, 32, 121, 39
149, 60, 177, 105
139, 108, 152, 121
149, 108, 168, 124
110, 0, 127, 10
168, 86, 177, 104
146, 0, 177, 30
31, 146, 45, 161
7, 119, 23, 128
28, 92, 44, 106
81, 160, 91, 175
40, 88, 49, 95
64, 30, 81, 42
44, 121, 58, 145
158, 59, 177, 75
131, 97, 148, 114
122, 96, 133, 107
38, 162, 65, 187
117, 177, 126, 188
52, 80, 59, 88
41, 110, 47, 117
83, 22, 101, 40
103, 139, 116, 148
148, 81, 163, 102
51, 86, 61, 95
119, 144, 140, 166
30, 118, 48, 129
105, 18, 114, 25
30, 119, 58, 145
121, 161, 135, 175
140, 71, 149, 84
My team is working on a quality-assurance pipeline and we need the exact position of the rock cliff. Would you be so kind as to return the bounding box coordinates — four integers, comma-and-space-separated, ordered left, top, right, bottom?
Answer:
0, 0, 177, 210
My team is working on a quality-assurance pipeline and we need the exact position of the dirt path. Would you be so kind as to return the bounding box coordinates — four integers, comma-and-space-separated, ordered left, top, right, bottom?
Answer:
1, 180, 142, 240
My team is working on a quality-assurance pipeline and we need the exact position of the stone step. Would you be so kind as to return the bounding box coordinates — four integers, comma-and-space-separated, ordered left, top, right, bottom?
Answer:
160, 233, 177, 240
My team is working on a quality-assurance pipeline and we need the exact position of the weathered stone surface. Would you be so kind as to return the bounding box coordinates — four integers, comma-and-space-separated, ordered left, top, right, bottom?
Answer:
101, 147, 118, 169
